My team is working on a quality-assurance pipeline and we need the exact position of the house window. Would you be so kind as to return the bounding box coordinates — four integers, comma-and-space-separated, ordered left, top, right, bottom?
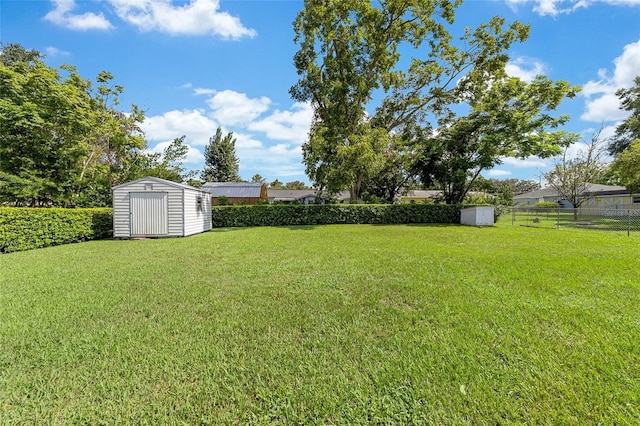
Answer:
633, 196, 640, 204
196, 196, 204, 211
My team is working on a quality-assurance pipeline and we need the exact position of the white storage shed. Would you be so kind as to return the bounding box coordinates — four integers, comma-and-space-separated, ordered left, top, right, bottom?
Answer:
460, 206, 495, 227
112, 176, 212, 238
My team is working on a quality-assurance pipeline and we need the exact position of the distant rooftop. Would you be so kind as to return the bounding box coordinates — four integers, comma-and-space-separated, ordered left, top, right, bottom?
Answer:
514, 183, 629, 199
201, 182, 265, 198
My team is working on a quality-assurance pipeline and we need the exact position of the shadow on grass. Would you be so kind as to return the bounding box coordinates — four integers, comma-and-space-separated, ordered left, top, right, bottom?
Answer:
209, 223, 466, 233
210, 225, 319, 232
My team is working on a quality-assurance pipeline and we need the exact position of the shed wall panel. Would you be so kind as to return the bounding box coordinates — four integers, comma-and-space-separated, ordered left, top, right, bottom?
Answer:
183, 190, 212, 236
113, 187, 132, 238
167, 190, 184, 236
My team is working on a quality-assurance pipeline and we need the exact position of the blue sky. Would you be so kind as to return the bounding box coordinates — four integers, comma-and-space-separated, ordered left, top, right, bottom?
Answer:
2, 0, 640, 185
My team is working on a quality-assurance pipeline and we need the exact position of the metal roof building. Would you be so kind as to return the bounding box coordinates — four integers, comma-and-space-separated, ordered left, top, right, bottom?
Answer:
202, 182, 268, 205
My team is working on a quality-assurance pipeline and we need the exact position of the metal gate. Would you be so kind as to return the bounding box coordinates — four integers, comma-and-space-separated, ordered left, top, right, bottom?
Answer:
130, 192, 169, 236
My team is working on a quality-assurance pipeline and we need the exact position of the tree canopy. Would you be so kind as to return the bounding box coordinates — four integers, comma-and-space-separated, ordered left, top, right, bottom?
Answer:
201, 127, 241, 182
415, 76, 577, 203
611, 139, 640, 192
544, 130, 608, 209
608, 76, 640, 156
291, 0, 578, 203
606, 75, 640, 191
0, 42, 191, 207
0, 58, 95, 205
141, 136, 195, 183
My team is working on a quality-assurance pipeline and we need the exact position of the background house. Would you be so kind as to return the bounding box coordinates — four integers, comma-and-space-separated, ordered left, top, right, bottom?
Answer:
268, 189, 320, 204
513, 187, 570, 206
267, 189, 350, 204
514, 184, 639, 209
202, 182, 268, 205
398, 190, 443, 203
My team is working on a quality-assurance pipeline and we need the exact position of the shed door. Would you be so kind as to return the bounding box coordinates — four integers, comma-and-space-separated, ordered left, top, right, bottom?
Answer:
130, 192, 169, 236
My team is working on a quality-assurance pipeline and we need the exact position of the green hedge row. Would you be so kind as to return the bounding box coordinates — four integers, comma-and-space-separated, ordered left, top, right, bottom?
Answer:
0, 207, 113, 254
212, 204, 462, 228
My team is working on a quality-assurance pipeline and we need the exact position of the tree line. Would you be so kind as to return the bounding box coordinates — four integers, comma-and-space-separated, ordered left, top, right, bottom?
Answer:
0, 42, 310, 207
4, 0, 640, 209
289, 0, 639, 205
0, 42, 198, 207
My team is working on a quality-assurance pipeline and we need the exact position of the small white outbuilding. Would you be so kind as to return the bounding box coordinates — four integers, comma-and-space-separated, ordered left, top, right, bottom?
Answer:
112, 176, 212, 238
460, 206, 495, 227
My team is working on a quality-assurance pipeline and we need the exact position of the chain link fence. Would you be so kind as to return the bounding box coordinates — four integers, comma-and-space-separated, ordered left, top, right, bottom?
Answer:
509, 207, 640, 236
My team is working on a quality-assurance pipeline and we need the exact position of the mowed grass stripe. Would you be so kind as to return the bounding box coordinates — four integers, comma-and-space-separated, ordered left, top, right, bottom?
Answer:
0, 225, 638, 424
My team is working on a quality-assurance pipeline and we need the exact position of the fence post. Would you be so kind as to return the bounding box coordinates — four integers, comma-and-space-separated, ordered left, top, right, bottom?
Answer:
628, 209, 631, 237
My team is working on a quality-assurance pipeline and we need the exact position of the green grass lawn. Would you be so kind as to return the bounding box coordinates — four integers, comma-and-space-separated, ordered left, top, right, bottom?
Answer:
1, 224, 639, 424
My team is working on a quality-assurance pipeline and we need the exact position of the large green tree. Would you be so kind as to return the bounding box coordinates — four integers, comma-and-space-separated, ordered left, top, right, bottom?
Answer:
251, 174, 266, 183
291, 0, 460, 200
269, 179, 285, 189
414, 76, 578, 204
0, 42, 42, 65
608, 76, 640, 156
611, 139, 640, 191
291, 1, 577, 203
603, 76, 640, 191
141, 136, 194, 183
75, 71, 146, 206
0, 57, 94, 206
361, 132, 418, 203
201, 127, 241, 182
284, 180, 311, 190
469, 177, 540, 196
0, 43, 148, 206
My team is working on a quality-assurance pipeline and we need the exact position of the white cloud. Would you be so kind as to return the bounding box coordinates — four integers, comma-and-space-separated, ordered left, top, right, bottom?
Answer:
142, 109, 218, 147
248, 102, 313, 143
505, 0, 639, 16
206, 90, 271, 126
193, 87, 217, 96
45, 0, 113, 30
44, 46, 71, 57
486, 169, 512, 177
598, 124, 618, 141
505, 0, 586, 16
501, 156, 551, 169
141, 98, 312, 182
148, 140, 205, 164
505, 56, 546, 82
268, 144, 301, 156
108, 0, 256, 39
581, 39, 640, 122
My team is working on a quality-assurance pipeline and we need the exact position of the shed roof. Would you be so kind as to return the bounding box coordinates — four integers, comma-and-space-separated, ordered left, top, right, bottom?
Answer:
112, 176, 204, 192
202, 182, 265, 198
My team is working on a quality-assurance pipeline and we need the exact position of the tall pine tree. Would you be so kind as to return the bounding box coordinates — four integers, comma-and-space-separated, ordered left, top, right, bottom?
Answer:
201, 127, 241, 182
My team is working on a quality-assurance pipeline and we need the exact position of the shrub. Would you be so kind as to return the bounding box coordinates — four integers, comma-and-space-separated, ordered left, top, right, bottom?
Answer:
0, 208, 113, 254
216, 196, 232, 206
212, 204, 462, 228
